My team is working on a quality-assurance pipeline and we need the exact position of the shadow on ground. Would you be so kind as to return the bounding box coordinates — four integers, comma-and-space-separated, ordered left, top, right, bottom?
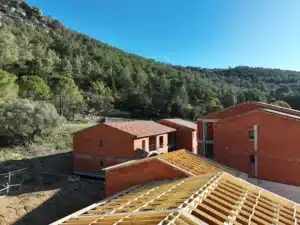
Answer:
0, 152, 104, 225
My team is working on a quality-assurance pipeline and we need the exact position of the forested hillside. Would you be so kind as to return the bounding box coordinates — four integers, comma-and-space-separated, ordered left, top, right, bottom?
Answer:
1, 0, 300, 121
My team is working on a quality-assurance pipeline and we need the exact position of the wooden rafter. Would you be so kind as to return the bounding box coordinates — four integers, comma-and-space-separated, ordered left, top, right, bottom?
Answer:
53, 172, 300, 225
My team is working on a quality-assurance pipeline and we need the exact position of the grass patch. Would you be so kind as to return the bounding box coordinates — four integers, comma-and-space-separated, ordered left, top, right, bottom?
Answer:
0, 123, 94, 162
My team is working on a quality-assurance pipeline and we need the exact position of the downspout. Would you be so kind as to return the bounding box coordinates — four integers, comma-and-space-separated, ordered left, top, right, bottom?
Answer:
202, 121, 206, 157
254, 125, 258, 178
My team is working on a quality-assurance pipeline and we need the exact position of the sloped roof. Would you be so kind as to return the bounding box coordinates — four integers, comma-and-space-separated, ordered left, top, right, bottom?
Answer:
261, 108, 300, 121
51, 172, 300, 225
200, 101, 300, 120
104, 120, 176, 138
161, 118, 197, 130
104, 149, 237, 176
215, 108, 300, 125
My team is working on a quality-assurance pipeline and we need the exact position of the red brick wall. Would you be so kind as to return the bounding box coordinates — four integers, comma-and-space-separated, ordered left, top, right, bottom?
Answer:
73, 124, 135, 173
214, 110, 300, 185
105, 158, 188, 196
159, 120, 196, 152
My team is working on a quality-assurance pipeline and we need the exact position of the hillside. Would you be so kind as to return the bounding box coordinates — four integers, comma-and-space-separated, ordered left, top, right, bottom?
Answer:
1, 0, 300, 119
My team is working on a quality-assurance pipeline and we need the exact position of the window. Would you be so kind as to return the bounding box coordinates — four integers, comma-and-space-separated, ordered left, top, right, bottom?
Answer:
142, 140, 146, 150
248, 130, 254, 140
99, 140, 103, 147
159, 136, 164, 148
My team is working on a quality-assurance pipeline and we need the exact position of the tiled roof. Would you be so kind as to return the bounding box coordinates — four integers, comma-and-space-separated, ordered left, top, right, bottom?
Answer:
161, 118, 197, 130
104, 150, 237, 176
104, 120, 176, 138
52, 172, 300, 225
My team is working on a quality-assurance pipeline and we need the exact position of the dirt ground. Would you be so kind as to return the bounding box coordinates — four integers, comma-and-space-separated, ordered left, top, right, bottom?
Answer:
0, 146, 104, 225
0, 178, 104, 225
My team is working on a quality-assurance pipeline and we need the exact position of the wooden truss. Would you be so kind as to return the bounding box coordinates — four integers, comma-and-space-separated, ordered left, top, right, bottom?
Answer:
158, 150, 225, 176
53, 172, 300, 225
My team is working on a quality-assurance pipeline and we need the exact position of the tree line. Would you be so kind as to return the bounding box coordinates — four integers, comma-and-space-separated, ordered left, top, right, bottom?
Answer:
1, 19, 300, 122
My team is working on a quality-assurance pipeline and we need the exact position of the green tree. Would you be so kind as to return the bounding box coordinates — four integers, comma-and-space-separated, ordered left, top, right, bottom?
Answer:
272, 100, 292, 109
0, 29, 19, 66
0, 99, 64, 144
49, 76, 85, 119
236, 91, 246, 103
275, 86, 293, 99
18, 75, 50, 100
90, 81, 114, 114
244, 89, 267, 102
0, 70, 19, 100
121, 90, 152, 117
220, 91, 237, 108
57, 57, 73, 77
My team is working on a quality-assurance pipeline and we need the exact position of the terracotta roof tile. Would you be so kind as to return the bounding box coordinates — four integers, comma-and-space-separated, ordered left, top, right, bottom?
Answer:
104, 120, 176, 138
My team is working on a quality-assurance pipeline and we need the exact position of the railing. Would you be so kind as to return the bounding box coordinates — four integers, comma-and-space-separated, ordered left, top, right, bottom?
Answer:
149, 144, 157, 151
149, 143, 167, 151
0, 168, 27, 198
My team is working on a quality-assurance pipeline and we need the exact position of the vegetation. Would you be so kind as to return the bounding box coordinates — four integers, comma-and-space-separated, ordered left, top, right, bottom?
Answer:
0, 69, 18, 100
18, 75, 50, 100
0, 123, 92, 162
90, 81, 114, 114
272, 100, 292, 109
0, 99, 64, 145
49, 76, 85, 119
0, 0, 300, 128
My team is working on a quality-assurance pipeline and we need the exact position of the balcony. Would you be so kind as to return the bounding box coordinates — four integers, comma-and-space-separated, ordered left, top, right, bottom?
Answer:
149, 143, 165, 151
149, 144, 157, 151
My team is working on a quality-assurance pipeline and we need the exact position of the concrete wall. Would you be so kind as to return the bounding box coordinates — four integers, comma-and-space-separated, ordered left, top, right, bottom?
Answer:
159, 120, 197, 153
105, 158, 188, 196
73, 124, 135, 173
214, 110, 300, 186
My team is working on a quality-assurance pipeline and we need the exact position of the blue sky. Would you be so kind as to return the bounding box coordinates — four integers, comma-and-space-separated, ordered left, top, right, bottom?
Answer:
27, 0, 300, 71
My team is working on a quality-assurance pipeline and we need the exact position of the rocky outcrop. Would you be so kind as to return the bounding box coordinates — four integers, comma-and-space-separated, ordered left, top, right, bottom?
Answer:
0, 0, 63, 30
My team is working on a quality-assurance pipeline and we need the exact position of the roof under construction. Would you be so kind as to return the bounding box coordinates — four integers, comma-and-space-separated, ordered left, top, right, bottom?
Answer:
104, 149, 238, 176
51, 172, 300, 225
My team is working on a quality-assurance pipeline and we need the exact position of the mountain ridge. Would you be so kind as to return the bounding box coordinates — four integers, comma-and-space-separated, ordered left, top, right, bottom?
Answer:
1, 0, 300, 116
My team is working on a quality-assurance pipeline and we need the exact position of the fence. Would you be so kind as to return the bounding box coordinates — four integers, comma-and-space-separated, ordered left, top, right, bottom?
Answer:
0, 168, 27, 198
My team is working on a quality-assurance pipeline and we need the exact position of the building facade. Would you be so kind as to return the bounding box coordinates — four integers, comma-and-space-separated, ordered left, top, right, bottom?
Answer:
72, 120, 175, 175
159, 118, 197, 153
199, 106, 300, 186
198, 101, 300, 158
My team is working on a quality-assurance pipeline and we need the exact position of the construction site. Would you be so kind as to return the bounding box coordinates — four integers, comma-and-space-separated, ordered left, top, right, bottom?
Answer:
1, 102, 300, 225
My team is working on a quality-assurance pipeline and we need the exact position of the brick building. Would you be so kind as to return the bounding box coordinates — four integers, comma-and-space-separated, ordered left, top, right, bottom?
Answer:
103, 150, 242, 196
198, 101, 300, 186
72, 120, 175, 175
198, 101, 300, 158
159, 118, 197, 153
